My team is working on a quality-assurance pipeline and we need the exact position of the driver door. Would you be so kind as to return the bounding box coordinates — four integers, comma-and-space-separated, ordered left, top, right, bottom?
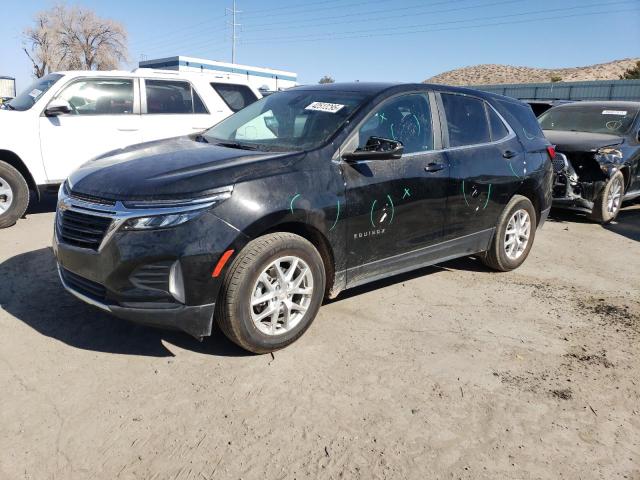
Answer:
342, 92, 449, 286
39, 77, 141, 182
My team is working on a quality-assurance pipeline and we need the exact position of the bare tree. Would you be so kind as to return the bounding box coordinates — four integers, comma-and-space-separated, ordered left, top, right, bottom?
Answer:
23, 4, 128, 78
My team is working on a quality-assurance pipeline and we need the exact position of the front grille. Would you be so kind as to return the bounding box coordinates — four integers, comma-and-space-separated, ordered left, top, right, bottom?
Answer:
58, 209, 113, 250
69, 191, 116, 207
552, 155, 566, 173
61, 268, 107, 301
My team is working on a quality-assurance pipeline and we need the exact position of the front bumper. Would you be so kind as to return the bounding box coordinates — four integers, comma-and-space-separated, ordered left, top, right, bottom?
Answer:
53, 197, 246, 338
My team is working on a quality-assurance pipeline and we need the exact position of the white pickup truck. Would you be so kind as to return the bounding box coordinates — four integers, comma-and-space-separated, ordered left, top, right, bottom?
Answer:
0, 69, 261, 228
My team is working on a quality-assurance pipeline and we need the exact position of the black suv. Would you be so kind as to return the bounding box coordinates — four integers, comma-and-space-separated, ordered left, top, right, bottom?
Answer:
539, 101, 640, 223
54, 83, 553, 353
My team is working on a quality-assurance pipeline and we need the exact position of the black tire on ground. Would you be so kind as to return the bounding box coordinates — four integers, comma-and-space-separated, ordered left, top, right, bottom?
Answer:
481, 194, 537, 272
589, 170, 625, 224
215, 232, 326, 354
0, 161, 30, 229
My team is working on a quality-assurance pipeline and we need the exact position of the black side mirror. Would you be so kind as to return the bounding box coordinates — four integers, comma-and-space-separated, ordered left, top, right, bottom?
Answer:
44, 99, 72, 117
343, 136, 404, 161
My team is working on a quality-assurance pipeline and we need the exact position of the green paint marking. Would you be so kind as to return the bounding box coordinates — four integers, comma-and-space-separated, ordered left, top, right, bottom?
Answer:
390, 123, 396, 140
402, 188, 411, 199
290, 193, 301, 214
412, 114, 421, 134
329, 200, 341, 231
370, 200, 377, 228
462, 180, 470, 207
509, 162, 522, 179
483, 184, 492, 210
387, 195, 395, 225
378, 112, 387, 122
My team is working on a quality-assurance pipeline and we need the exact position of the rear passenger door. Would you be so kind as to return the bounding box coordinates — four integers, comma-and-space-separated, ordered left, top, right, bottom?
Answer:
140, 79, 210, 142
437, 92, 524, 241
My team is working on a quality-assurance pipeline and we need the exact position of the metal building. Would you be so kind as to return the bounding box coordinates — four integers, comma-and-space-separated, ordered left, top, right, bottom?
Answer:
139, 56, 297, 93
472, 79, 640, 102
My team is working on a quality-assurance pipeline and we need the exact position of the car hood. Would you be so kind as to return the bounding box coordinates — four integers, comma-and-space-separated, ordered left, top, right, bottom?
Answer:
67, 136, 299, 201
543, 130, 624, 152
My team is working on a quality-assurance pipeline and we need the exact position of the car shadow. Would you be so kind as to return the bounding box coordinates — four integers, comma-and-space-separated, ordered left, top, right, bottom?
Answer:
0, 247, 249, 358
548, 204, 640, 242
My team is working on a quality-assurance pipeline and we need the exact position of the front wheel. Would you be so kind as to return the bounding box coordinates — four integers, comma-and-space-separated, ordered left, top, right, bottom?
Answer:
0, 161, 30, 229
482, 195, 536, 272
590, 171, 624, 224
215, 232, 326, 353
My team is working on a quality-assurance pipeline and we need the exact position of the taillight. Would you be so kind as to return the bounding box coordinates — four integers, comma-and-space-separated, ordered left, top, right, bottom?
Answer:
546, 145, 556, 159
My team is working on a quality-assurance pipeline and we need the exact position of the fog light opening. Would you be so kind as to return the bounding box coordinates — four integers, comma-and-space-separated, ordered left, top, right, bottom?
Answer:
169, 260, 186, 304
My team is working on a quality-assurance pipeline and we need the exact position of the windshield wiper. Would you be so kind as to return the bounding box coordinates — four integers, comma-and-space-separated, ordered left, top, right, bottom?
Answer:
2, 103, 15, 110
216, 141, 260, 151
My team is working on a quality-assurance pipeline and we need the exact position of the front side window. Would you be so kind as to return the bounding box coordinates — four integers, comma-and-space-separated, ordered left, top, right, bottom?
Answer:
211, 83, 258, 112
145, 80, 208, 114
7, 73, 63, 111
204, 89, 370, 152
441, 93, 491, 147
54, 78, 134, 115
357, 93, 433, 155
539, 104, 640, 135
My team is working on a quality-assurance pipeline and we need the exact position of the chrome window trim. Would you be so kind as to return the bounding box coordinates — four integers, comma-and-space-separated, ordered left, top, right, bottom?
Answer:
56, 186, 232, 251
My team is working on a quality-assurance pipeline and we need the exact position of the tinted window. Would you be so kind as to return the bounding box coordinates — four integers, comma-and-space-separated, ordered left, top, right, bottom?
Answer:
55, 78, 134, 115
211, 83, 258, 112
145, 80, 208, 114
487, 104, 509, 141
499, 101, 545, 143
8, 73, 63, 111
441, 93, 491, 147
357, 93, 433, 154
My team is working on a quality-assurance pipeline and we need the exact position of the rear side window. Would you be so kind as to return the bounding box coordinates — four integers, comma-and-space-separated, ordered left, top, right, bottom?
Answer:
441, 93, 491, 147
211, 83, 258, 112
145, 80, 208, 114
486, 104, 509, 141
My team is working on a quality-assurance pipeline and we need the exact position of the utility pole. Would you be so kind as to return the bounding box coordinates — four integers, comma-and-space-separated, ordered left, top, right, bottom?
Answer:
226, 0, 241, 64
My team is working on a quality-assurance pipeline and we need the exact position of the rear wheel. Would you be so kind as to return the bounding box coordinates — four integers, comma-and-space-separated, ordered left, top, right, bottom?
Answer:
216, 233, 326, 353
590, 171, 624, 224
482, 195, 536, 272
0, 161, 29, 229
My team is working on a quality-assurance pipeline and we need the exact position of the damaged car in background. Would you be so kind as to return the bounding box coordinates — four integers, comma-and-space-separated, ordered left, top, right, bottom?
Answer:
539, 101, 640, 223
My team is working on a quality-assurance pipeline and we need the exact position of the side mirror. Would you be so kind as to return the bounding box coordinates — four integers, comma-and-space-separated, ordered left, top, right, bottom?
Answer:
343, 136, 404, 161
44, 99, 72, 117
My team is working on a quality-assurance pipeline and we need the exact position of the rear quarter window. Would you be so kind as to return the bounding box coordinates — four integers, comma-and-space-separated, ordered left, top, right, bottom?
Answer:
211, 83, 258, 112
495, 99, 547, 149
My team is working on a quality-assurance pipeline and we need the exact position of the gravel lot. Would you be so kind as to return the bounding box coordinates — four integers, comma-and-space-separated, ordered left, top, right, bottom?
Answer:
1, 195, 639, 480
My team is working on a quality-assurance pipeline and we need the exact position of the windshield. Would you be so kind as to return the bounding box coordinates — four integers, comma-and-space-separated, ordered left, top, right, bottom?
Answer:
203, 89, 371, 151
6, 74, 63, 111
539, 104, 639, 135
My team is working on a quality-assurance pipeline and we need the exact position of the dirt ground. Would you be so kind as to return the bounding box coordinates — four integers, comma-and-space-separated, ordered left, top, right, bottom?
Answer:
1, 196, 639, 480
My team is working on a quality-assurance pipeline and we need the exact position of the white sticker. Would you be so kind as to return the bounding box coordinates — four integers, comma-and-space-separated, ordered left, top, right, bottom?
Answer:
602, 110, 627, 116
28, 89, 42, 98
305, 102, 345, 113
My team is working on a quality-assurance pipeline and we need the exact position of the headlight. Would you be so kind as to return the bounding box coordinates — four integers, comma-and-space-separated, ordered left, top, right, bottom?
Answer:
121, 187, 233, 231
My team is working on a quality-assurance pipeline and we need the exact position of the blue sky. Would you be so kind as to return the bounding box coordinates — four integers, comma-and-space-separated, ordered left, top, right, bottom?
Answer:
1, 0, 639, 92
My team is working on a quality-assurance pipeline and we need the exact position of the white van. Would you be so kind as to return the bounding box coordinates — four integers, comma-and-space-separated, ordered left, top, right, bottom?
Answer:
0, 69, 261, 227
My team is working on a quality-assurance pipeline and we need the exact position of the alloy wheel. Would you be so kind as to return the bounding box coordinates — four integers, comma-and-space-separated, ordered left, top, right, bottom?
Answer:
0, 176, 13, 214
607, 176, 623, 214
504, 209, 531, 260
250, 256, 314, 336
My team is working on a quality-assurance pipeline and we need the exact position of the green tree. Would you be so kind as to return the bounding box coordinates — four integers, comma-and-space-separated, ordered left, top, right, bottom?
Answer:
550, 75, 562, 83
620, 61, 640, 80
318, 75, 335, 84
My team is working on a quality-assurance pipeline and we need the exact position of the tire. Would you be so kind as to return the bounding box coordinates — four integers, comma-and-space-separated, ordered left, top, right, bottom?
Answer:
215, 232, 326, 354
482, 195, 536, 272
0, 161, 30, 229
589, 171, 624, 224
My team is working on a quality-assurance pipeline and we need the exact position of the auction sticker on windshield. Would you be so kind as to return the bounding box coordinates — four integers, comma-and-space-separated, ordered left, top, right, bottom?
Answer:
305, 102, 345, 113
602, 110, 627, 116
28, 89, 42, 98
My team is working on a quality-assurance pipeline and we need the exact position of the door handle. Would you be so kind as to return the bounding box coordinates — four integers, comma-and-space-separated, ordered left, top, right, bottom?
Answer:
503, 150, 517, 159
425, 162, 444, 172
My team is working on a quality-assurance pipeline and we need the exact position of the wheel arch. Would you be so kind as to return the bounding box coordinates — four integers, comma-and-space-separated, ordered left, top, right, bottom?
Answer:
513, 182, 541, 226
0, 150, 39, 199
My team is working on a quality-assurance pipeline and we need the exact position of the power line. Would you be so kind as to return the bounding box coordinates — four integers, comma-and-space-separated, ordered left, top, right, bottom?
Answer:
243, 0, 390, 17
240, 1, 637, 44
